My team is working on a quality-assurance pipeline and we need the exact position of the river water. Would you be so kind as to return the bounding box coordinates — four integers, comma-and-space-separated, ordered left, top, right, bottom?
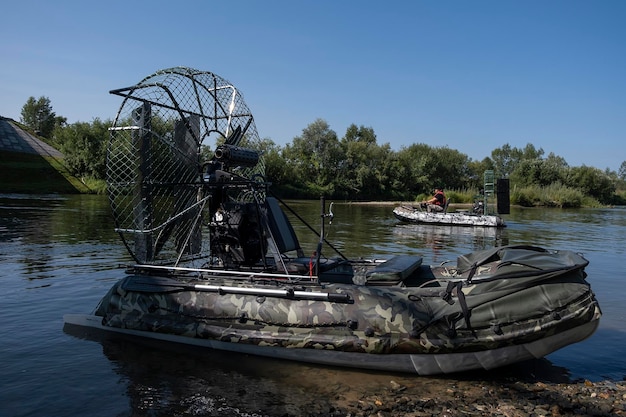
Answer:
1, 194, 625, 417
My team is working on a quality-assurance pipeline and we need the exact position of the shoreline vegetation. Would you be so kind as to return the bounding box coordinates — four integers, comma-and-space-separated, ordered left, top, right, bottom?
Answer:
3, 115, 625, 207
0, 141, 618, 209
0, 145, 620, 209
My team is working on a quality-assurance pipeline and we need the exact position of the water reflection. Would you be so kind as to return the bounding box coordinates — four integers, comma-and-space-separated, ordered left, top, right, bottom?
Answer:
64, 322, 584, 417
0, 194, 127, 283
3, 195, 626, 417
0, 193, 116, 245
392, 223, 508, 255
64, 325, 349, 416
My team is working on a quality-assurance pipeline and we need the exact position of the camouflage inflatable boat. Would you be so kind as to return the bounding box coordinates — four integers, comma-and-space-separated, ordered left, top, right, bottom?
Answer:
63, 67, 600, 375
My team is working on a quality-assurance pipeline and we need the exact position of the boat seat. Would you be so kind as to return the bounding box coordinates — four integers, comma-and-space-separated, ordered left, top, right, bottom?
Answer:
266, 197, 305, 258
365, 255, 423, 285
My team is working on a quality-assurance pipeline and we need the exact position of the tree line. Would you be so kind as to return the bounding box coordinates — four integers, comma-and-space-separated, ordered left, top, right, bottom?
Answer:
20, 96, 626, 206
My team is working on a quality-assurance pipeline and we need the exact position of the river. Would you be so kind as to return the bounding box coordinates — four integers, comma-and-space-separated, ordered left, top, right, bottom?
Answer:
1, 194, 625, 416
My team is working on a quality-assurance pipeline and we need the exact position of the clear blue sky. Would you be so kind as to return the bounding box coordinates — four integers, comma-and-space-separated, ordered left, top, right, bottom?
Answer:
1, 1, 624, 171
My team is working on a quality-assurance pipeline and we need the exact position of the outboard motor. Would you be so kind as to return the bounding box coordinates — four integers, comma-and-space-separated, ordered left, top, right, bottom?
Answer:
472, 200, 484, 215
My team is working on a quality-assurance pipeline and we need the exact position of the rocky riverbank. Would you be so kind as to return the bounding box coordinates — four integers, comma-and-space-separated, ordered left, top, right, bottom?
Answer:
325, 378, 626, 416
70, 326, 624, 417
268, 359, 626, 417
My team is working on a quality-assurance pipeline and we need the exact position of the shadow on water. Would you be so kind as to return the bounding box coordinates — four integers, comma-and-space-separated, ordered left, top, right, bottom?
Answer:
64, 321, 623, 417
0, 193, 117, 245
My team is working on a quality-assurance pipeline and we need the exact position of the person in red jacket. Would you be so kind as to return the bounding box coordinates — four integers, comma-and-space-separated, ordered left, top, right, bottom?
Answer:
421, 187, 447, 213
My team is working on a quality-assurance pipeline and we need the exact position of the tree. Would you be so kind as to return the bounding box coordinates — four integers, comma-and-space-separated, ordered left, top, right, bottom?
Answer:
619, 161, 626, 181
54, 118, 111, 179
565, 165, 615, 204
491, 143, 544, 178
282, 119, 342, 196
467, 157, 495, 189
430, 147, 472, 190
259, 138, 287, 185
337, 124, 391, 199
20, 96, 65, 138
510, 152, 569, 187
394, 143, 434, 196
392, 144, 470, 198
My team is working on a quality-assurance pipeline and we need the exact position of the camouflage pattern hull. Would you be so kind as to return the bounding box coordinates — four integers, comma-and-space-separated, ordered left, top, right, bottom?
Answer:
64, 246, 601, 375
393, 205, 506, 227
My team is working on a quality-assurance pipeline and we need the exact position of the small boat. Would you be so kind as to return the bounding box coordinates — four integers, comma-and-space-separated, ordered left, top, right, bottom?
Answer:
63, 67, 600, 375
393, 204, 506, 227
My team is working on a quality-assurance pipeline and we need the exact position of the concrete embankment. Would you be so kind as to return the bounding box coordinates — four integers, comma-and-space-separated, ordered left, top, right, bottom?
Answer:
0, 117, 88, 193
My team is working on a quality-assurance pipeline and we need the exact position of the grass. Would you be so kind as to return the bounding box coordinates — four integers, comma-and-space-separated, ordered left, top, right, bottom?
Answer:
413, 184, 603, 209
0, 150, 92, 194
510, 183, 602, 208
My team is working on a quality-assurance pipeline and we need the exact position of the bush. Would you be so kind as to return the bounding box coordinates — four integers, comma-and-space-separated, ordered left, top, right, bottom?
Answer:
510, 183, 589, 208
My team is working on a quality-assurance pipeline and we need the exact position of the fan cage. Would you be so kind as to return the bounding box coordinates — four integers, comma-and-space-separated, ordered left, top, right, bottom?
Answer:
106, 67, 265, 266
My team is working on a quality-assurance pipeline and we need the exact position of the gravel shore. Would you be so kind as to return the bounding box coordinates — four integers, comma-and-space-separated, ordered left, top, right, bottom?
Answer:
74, 317, 624, 416
326, 378, 626, 417
267, 360, 626, 417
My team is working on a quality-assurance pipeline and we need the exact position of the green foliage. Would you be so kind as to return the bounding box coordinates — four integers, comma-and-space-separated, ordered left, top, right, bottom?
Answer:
79, 177, 107, 194
54, 118, 111, 180
263, 119, 622, 206
510, 187, 537, 207
510, 183, 590, 208
337, 124, 393, 199
20, 96, 66, 138
491, 143, 544, 178
413, 189, 482, 205
619, 161, 626, 181
612, 189, 626, 206
281, 119, 343, 197
444, 189, 477, 204
22, 104, 624, 206
391, 143, 471, 199
564, 165, 615, 204
466, 158, 495, 189
510, 153, 569, 187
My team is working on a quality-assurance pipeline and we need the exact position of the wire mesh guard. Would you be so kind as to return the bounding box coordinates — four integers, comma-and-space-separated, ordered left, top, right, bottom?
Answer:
107, 67, 265, 266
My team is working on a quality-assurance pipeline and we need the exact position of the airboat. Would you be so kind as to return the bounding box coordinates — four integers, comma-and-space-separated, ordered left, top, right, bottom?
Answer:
392, 205, 506, 227
393, 172, 507, 228
63, 67, 600, 375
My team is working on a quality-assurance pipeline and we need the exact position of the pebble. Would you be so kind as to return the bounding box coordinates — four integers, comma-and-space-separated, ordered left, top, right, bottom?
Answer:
303, 379, 626, 417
